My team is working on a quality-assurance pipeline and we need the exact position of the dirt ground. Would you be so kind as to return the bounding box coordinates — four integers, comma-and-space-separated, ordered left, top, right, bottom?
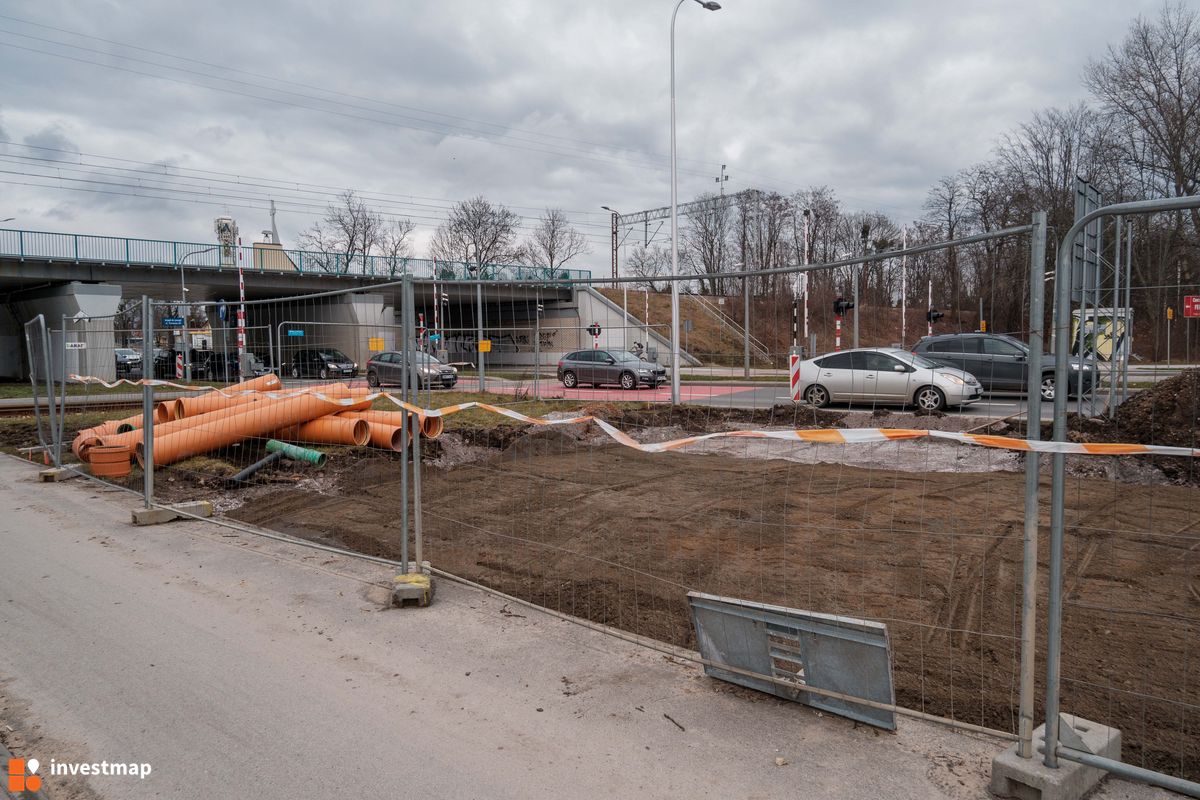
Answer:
227, 424, 1200, 781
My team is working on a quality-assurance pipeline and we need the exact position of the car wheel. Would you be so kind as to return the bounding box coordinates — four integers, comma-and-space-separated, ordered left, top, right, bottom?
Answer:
804, 384, 830, 408
562, 370, 578, 388
620, 371, 637, 390
290, 365, 300, 379
367, 370, 379, 388
318, 367, 329, 380
915, 386, 946, 412
1040, 374, 1055, 401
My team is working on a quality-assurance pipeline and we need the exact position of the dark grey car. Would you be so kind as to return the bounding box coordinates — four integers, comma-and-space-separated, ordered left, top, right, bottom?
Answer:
556, 349, 666, 390
912, 333, 1093, 401
366, 351, 458, 389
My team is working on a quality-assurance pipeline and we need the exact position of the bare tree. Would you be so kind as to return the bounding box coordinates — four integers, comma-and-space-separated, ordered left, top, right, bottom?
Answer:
525, 208, 588, 271
626, 244, 670, 291
297, 190, 414, 274
923, 175, 969, 325
682, 192, 734, 295
429, 196, 523, 271
379, 218, 416, 277
1085, 2, 1200, 237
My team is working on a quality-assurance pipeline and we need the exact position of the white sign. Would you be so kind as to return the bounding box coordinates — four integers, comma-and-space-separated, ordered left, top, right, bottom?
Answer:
65, 342, 87, 350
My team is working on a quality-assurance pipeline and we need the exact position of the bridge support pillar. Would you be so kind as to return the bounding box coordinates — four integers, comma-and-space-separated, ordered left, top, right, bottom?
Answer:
4, 282, 122, 381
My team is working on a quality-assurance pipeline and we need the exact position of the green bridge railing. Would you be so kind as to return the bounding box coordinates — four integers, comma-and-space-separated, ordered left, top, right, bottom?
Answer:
0, 228, 591, 283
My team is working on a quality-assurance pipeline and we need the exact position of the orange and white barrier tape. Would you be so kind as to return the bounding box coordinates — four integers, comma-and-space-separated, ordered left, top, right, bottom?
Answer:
68, 376, 1199, 458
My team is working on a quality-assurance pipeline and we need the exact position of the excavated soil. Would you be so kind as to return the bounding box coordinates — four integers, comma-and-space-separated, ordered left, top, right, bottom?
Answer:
230, 430, 1200, 779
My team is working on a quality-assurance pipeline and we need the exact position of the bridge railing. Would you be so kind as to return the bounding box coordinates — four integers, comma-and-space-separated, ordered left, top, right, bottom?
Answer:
0, 228, 591, 283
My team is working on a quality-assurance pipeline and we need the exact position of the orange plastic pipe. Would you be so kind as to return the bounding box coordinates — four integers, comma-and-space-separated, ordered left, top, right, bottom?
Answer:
155, 400, 179, 423
338, 408, 441, 439
276, 417, 370, 447
174, 391, 262, 420
100, 398, 285, 451
301, 383, 373, 401
138, 395, 370, 466
172, 373, 283, 418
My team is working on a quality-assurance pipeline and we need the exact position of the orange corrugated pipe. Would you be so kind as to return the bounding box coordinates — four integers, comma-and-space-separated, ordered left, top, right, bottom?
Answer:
276, 417, 370, 447
138, 394, 371, 466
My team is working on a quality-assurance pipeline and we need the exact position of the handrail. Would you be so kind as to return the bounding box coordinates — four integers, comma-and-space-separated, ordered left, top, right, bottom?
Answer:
0, 227, 591, 282
686, 291, 772, 362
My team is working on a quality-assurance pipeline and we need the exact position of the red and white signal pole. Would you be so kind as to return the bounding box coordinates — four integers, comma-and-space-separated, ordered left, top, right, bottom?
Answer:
237, 236, 246, 358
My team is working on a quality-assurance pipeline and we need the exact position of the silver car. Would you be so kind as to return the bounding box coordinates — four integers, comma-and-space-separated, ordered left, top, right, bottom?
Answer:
796, 348, 981, 411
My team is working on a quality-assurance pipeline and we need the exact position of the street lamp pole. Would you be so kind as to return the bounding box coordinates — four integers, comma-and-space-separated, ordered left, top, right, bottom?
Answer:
178, 246, 219, 381
670, 0, 721, 404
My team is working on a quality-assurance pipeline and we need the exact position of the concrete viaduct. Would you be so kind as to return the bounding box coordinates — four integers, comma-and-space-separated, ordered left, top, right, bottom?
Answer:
0, 227, 689, 380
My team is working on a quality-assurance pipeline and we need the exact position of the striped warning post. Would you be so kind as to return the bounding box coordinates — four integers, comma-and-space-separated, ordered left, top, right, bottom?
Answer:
790, 353, 802, 402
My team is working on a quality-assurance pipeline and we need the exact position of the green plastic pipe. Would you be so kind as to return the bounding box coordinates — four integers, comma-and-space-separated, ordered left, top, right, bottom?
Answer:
265, 439, 327, 467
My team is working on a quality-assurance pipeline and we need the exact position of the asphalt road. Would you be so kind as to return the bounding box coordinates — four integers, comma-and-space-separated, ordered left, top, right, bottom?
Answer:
0, 460, 1169, 799
454, 377, 1099, 420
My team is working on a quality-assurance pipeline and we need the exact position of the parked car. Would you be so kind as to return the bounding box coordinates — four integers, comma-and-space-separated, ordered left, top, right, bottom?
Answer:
911, 332, 1093, 401
796, 347, 981, 411
152, 348, 178, 379
114, 347, 142, 377
289, 348, 358, 380
192, 350, 270, 382
366, 351, 458, 389
556, 349, 667, 390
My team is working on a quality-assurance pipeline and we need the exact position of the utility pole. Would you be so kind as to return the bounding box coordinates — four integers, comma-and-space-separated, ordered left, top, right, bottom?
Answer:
802, 209, 811, 348
714, 163, 729, 195
900, 227, 908, 346
855, 222, 869, 348
601, 206, 620, 289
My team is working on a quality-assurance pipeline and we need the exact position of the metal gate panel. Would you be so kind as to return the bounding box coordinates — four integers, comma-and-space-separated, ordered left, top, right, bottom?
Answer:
688, 591, 896, 730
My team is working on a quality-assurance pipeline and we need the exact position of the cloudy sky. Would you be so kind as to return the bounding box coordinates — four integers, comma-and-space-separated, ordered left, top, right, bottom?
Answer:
0, 0, 1165, 269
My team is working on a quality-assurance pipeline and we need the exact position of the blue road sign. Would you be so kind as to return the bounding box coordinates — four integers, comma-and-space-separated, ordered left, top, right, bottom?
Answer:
287, 329, 305, 337
162, 317, 184, 329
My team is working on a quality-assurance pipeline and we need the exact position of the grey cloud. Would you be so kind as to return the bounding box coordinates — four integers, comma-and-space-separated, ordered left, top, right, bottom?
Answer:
0, 0, 1170, 254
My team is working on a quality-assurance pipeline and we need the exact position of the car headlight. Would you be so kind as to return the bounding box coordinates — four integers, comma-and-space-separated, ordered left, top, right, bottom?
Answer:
1069, 362, 1081, 370
637, 369, 650, 374
941, 374, 965, 386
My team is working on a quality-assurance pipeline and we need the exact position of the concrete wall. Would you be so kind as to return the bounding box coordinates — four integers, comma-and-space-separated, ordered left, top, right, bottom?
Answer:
254, 293, 397, 374
10, 283, 122, 382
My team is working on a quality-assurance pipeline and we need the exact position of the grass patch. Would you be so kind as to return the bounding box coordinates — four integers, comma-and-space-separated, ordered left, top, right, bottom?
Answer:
0, 380, 228, 400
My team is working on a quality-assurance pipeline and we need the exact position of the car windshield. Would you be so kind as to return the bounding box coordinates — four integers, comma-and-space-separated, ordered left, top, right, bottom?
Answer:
415, 353, 444, 365
317, 349, 350, 361
610, 351, 640, 362
894, 351, 941, 370
115, 348, 136, 357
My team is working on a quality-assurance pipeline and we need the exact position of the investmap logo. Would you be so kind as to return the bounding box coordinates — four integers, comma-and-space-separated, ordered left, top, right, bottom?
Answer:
8, 756, 152, 791
7, 758, 42, 793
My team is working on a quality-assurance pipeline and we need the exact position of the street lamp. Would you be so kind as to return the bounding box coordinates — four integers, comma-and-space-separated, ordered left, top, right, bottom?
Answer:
177, 246, 219, 380
0, 217, 14, 223
465, 244, 485, 392
670, 0, 721, 403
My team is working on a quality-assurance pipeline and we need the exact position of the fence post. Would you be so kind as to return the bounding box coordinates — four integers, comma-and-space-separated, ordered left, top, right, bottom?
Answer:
402, 275, 424, 571
1018, 211, 1046, 759
141, 296, 154, 509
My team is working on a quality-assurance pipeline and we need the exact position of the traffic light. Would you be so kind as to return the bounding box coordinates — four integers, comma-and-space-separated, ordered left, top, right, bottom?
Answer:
926, 308, 945, 323
833, 297, 854, 316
